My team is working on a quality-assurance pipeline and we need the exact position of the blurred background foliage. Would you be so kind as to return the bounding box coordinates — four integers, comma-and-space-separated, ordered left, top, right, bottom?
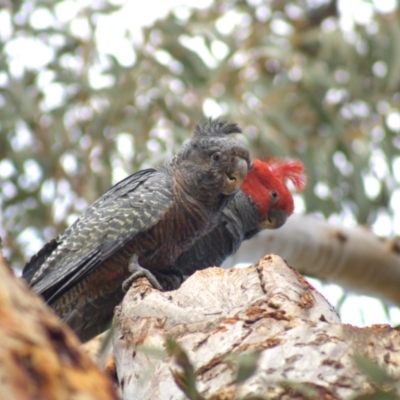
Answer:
0, 0, 400, 303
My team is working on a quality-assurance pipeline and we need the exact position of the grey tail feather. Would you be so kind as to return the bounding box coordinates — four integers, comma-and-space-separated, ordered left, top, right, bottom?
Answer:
194, 118, 242, 137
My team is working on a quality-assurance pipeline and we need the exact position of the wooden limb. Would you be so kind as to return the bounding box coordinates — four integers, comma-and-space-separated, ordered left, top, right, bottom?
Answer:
0, 252, 117, 400
226, 214, 400, 305
113, 255, 400, 399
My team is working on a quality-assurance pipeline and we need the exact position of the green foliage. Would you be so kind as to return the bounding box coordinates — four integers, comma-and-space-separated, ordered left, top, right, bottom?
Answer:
225, 349, 260, 384
352, 354, 399, 399
1, 0, 400, 269
353, 354, 393, 383
165, 337, 203, 400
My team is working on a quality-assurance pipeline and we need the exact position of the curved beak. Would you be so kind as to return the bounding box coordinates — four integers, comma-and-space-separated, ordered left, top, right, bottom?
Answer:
258, 209, 288, 230
222, 157, 249, 195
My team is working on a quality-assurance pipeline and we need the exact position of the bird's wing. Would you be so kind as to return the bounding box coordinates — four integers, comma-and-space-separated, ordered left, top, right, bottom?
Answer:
23, 168, 173, 300
23, 169, 154, 284
22, 237, 59, 283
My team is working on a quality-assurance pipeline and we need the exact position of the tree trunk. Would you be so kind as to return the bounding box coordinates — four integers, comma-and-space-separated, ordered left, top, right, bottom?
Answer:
113, 255, 400, 399
225, 214, 400, 305
0, 251, 117, 400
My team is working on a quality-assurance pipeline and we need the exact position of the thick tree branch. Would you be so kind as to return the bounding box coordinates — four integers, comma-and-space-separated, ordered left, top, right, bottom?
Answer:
113, 255, 400, 399
225, 214, 400, 305
0, 252, 116, 400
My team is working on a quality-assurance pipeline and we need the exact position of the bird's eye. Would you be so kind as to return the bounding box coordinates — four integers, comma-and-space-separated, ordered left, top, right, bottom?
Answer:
212, 152, 221, 162
271, 191, 278, 200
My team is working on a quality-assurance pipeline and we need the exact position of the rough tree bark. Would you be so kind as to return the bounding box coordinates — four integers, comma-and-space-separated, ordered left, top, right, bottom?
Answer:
0, 251, 117, 400
113, 255, 400, 400
226, 214, 400, 305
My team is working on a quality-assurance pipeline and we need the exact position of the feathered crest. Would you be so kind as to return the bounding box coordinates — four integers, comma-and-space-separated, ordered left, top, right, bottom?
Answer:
170, 118, 248, 169
194, 119, 242, 137
267, 158, 306, 191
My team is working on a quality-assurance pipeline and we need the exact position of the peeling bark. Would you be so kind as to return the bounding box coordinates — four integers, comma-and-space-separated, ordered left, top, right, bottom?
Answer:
114, 255, 400, 400
226, 214, 400, 305
0, 252, 116, 400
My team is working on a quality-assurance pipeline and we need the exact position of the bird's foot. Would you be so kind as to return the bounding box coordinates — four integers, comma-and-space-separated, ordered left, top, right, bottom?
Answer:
122, 255, 163, 292
122, 255, 184, 292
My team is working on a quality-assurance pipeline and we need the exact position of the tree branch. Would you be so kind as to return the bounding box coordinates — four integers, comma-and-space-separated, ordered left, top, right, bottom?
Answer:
0, 251, 117, 400
225, 214, 400, 305
114, 255, 400, 399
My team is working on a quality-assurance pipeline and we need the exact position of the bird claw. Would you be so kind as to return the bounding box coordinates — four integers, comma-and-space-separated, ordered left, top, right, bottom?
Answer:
123, 255, 185, 293
122, 255, 163, 292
